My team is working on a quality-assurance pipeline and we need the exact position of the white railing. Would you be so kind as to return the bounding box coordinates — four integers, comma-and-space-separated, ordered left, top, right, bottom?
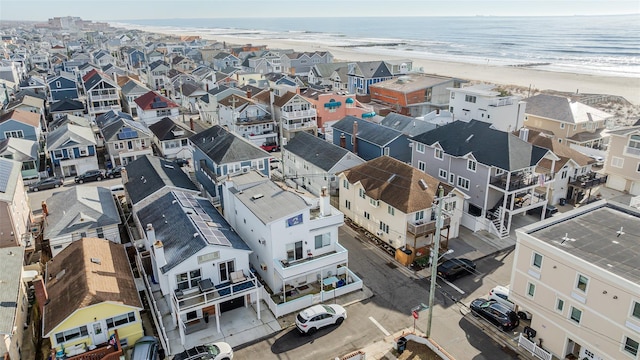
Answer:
89, 93, 119, 101
282, 121, 316, 131
281, 109, 316, 119
518, 333, 552, 360
135, 255, 171, 356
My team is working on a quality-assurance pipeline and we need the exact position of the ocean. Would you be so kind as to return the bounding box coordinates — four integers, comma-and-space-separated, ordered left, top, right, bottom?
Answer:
116, 15, 640, 78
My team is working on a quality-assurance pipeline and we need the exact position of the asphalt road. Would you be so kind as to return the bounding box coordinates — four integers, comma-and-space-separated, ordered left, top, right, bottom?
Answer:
235, 225, 518, 360
28, 176, 124, 215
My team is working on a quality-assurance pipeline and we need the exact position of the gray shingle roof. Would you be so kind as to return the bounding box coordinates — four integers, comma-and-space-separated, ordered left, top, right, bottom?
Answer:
46, 123, 96, 150
284, 132, 354, 172
380, 113, 437, 137
0, 247, 24, 334
136, 191, 250, 273
412, 120, 549, 171
332, 116, 403, 147
148, 117, 195, 141
190, 126, 270, 164
49, 98, 84, 113
101, 118, 152, 142
124, 155, 198, 206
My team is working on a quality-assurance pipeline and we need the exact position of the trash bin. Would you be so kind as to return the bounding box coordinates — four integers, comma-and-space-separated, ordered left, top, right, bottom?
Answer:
397, 337, 407, 354
403, 248, 412, 255
559, 198, 566, 206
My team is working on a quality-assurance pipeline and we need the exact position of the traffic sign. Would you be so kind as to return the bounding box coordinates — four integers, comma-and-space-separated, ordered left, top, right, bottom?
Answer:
412, 310, 419, 319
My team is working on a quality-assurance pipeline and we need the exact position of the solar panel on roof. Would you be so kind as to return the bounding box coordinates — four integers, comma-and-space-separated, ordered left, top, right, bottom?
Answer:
0, 160, 12, 192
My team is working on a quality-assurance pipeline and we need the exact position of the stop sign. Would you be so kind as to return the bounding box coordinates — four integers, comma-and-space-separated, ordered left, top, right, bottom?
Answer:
412, 310, 419, 319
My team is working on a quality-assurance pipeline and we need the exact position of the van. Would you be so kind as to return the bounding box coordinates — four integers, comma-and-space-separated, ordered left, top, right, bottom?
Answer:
110, 184, 125, 195
131, 336, 159, 360
488, 285, 532, 320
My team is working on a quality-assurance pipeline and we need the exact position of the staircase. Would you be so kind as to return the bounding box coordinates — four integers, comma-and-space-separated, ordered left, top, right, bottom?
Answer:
489, 207, 510, 238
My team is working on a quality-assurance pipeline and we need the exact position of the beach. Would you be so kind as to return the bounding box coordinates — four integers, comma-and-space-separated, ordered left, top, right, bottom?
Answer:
128, 25, 640, 105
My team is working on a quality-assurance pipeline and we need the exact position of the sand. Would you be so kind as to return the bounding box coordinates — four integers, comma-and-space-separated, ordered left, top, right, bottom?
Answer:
129, 26, 640, 105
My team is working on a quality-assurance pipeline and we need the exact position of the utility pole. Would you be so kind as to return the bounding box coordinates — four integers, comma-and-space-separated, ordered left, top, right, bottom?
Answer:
426, 185, 445, 338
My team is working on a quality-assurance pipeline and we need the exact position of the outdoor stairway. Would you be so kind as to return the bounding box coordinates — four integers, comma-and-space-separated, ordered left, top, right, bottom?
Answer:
489, 207, 510, 238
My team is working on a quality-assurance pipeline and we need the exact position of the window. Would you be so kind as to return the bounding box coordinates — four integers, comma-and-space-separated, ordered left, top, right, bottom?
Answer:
611, 157, 624, 168
379, 221, 389, 234
96, 227, 104, 238
449, 173, 455, 184
387, 205, 395, 215
415, 210, 424, 221
632, 301, 640, 320
359, 189, 366, 199
345, 199, 351, 210
435, 148, 443, 160
560, 123, 565, 129
219, 260, 235, 282
450, 92, 455, 99
106, 312, 136, 329
467, 159, 477, 172
464, 95, 476, 103
532, 253, 543, 268
315, 233, 331, 249
286, 241, 303, 261
457, 176, 470, 190
625, 337, 639, 356
576, 274, 589, 292
416, 143, 425, 153
4, 130, 24, 138
444, 200, 456, 212
343, 179, 349, 189
561, 169, 568, 179
369, 198, 380, 207
364, 211, 370, 220
570, 306, 582, 324
55, 326, 88, 344
418, 161, 426, 172
556, 298, 564, 313
527, 283, 536, 297
175, 269, 201, 290
439, 169, 447, 179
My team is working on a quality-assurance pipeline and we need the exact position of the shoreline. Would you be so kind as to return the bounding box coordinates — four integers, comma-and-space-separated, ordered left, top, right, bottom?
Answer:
125, 25, 640, 105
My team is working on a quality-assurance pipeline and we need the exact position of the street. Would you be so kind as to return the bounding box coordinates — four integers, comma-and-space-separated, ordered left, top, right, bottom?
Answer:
235, 225, 518, 360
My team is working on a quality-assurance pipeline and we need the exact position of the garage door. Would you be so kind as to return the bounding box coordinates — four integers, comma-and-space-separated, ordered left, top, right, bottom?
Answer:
630, 181, 640, 196
606, 175, 626, 192
220, 296, 245, 313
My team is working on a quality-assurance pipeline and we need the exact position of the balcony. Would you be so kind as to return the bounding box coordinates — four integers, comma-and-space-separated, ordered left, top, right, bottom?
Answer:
490, 171, 554, 192
274, 243, 349, 279
281, 109, 316, 120
625, 146, 640, 158
282, 120, 317, 131
51, 330, 124, 360
488, 98, 515, 107
236, 114, 272, 125
89, 93, 119, 101
569, 172, 608, 189
90, 105, 121, 114
407, 216, 451, 237
172, 271, 259, 313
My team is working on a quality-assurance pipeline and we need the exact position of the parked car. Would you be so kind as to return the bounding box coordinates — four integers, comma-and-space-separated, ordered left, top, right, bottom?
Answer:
261, 143, 280, 152
74, 169, 105, 184
131, 336, 159, 360
295, 304, 347, 334
488, 285, 532, 320
589, 155, 604, 166
28, 177, 63, 192
470, 298, 520, 331
527, 204, 558, 219
269, 158, 281, 170
174, 158, 189, 167
437, 258, 476, 280
106, 165, 123, 178
172, 342, 233, 360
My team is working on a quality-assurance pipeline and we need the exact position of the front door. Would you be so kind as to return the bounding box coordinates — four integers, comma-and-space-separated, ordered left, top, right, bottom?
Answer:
90, 321, 108, 345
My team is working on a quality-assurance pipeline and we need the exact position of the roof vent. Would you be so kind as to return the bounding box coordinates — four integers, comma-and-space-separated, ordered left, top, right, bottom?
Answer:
465, 134, 474, 143
387, 174, 397, 183
55, 269, 66, 280
418, 179, 428, 190
251, 193, 264, 200
164, 164, 174, 169
90, 258, 101, 265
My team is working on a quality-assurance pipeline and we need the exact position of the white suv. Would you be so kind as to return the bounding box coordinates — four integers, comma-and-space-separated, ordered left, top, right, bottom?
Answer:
488, 285, 532, 320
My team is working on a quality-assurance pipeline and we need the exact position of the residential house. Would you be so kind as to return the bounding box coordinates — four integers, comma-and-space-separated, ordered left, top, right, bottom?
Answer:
122, 47, 146, 69
41, 238, 143, 357
148, 118, 195, 160
146, 50, 164, 64
339, 156, 464, 263
46, 72, 79, 103
512, 201, 640, 360
603, 125, 640, 195
523, 94, 613, 151
369, 73, 460, 117
101, 64, 128, 81
299, 87, 371, 139
217, 92, 277, 150
515, 128, 601, 205
49, 114, 91, 131
18, 75, 47, 95
211, 52, 241, 71
307, 62, 350, 91
243, 51, 283, 74
44, 186, 121, 257
134, 190, 257, 346
147, 60, 170, 91
272, 89, 318, 141
378, 113, 438, 138
134, 90, 180, 126
92, 49, 116, 67
347, 60, 412, 95
175, 81, 207, 113
196, 85, 244, 125
448, 83, 526, 133
30, 50, 50, 70
95, 109, 133, 129
171, 55, 196, 72
0, 158, 32, 248
331, 116, 412, 162
82, 69, 122, 119
119, 78, 150, 116
77, 62, 101, 80
0, 137, 40, 180
189, 125, 271, 204
0, 109, 42, 142
100, 118, 153, 167
5, 95, 46, 124
282, 131, 365, 195
47, 123, 98, 177
49, 98, 85, 120
0, 246, 28, 360
410, 120, 558, 238
280, 51, 333, 76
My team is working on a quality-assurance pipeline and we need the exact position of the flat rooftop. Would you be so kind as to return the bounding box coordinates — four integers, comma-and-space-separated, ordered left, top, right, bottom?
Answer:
523, 201, 640, 283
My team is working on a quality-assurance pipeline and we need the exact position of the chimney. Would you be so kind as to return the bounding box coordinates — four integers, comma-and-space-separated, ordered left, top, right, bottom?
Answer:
319, 186, 330, 217
519, 128, 529, 142
352, 121, 358, 154
190, 117, 194, 131
33, 277, 48, 314
340, 133, 346, 148
246, 88, 252, 99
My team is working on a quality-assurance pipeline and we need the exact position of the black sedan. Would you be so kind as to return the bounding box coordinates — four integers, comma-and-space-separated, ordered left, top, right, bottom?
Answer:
106, 166, 123, 178
436, 258, 476, 280
74, 169, 105, 184
29, 177, 63, 192
470, 298, 520, 331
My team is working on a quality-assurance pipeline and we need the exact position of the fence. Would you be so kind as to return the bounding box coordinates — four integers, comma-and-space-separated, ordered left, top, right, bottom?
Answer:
518, 333, 552, 360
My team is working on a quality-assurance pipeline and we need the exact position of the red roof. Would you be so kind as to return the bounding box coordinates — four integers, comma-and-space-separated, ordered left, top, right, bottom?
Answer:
82, 69, 99, 83
134, 91, 179, 110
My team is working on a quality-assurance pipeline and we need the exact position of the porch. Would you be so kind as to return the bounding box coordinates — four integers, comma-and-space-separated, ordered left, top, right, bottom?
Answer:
490, 171, 554, 192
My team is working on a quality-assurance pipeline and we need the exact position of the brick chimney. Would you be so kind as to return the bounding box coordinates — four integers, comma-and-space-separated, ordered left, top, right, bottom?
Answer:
352, 121, 358, 155
33, 277, 48, 314
340, 133, 346, 148
246, 88, 252, 99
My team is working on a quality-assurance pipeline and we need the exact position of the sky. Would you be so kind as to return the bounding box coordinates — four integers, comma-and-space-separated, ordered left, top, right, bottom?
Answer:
1, 0, 638, 22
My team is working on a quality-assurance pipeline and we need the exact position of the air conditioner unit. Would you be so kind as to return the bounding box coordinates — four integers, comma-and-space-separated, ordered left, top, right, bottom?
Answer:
242, 168, 249, 173
260, 263, 267, 271
376, 230, 383, 236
